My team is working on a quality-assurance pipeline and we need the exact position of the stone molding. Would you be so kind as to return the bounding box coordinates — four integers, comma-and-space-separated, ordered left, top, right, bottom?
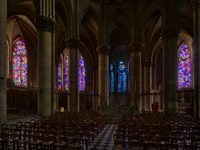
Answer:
36, 16, 54, 32
162, 27, 179, 39
96, 46, 110, 55
142, 60, 153, 67
64, 39, 81, 50
129, 42, 144, 53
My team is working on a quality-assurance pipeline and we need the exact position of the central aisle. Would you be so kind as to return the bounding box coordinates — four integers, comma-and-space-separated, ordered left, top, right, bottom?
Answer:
88, 124, 117, 150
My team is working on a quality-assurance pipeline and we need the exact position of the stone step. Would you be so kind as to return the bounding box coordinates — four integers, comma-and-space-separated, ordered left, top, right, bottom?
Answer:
99, 106, 134, 123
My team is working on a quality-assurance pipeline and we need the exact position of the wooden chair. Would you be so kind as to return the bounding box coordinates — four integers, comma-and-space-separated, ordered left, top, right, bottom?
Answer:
41, 134, 55, 150
114, 145, 125, 150
29, 134, 42, 150
114, 133, 125, 147
127, 133, 143, 150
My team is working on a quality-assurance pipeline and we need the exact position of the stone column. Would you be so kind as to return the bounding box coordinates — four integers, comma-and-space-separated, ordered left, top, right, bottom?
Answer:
52, 4, 56, 114
37, 0, 55, 116
147, 62, 152, 111
163, 0, 178, 113
94, 66, 99, 109
68, 41, 79, 112
67, 0, 80, 112
130, 48, 134, 106
141, 61, 147, 111
193, 0, 200, 118
163, 32, 178, 113
130, 43, 142, 111
91, 66, 96, 110
97, 3, 109, 107
0, 0, 7, 123
92, 65, 99, 108
134, 45, 142, 111
98, 47, 109, 106
129, 3, 143, 111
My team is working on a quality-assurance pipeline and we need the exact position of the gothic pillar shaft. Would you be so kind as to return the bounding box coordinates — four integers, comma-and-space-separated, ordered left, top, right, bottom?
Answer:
142, 62, 147, 111
134, 51, 142, 110
91, 67, 96, 110
147, 63, 152, 110
98, 47, 109, 106
37, 0, 55, 116
130, 44, 142, 110
67, 0, 80, 112
0, 0, 7, 122
94, 67, 99, 109
130, 52, 134, 106
52, 23, 56, 114
38, 30, 52, 116
163, 0, 178, 114
68, 46, 79, 112
193, 0, 200, 118
163, 35, 178, 113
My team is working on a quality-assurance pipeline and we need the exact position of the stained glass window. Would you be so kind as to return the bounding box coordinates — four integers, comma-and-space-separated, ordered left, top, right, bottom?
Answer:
79, 56, 86, 91
64, 56, 69, 90
58, 62, 62, 90
178, 44, 192, 89
7, 41, 9, 77
110, 64, 115, 93
57, 54, 86, 91
12, 38, 28, 87
122, 71, 127, 92
118, 61, 127, 92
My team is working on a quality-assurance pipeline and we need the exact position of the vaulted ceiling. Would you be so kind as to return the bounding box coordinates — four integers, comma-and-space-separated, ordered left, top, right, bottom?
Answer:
7, 0, 193, 66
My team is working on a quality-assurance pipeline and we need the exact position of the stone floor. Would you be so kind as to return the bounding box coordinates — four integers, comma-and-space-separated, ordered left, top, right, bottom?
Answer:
89, 124, 117, 150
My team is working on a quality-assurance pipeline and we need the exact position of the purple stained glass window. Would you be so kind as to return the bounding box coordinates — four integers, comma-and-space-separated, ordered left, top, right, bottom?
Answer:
58, 54, 86, 91
64, 56, 69, 90
12, 38, 28, 87
178, 44, 192, 89
79, 56, 86, 91
58, 62, 62, 90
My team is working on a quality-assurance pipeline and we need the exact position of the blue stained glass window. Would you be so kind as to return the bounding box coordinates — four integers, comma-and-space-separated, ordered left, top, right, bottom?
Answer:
12, 38, 28, 87
110, 64, 115, 93
122, 71, 127, 92
118, 61, 127, 92
79, 56, 86, 91
178, 44, 192, 89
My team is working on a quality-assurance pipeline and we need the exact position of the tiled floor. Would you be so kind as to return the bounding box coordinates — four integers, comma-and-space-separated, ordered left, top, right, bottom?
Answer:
89, 124, 117, 150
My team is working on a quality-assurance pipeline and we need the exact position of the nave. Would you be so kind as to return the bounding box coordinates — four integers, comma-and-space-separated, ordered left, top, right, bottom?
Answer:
1, 111, 200, 150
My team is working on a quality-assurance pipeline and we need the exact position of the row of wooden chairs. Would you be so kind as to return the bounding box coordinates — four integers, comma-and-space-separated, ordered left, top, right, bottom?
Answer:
0, 112, 106, 150
114, 113, 200, 150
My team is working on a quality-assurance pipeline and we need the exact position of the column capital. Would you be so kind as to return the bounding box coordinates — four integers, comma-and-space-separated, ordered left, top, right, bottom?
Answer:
162, 27, 179, 39
129, 42, 144, 53
36, 16, 55, 32
142, 60, 153, 67
65, 39, 81, 49
96, 46, 110, 55
192, 0, 200, 7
